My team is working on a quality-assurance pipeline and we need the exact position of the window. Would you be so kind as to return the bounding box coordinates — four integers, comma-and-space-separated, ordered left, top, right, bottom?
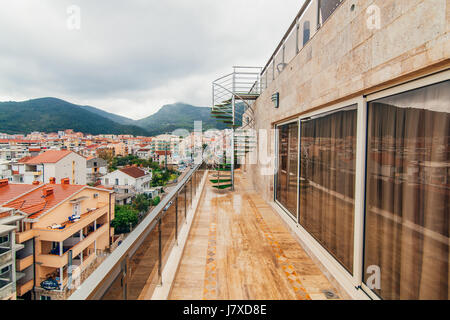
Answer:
364, 80, 449, 300
115, 178, 119, 186
319, 0, 344, 25
73, 203, 81, 216
0, 235, 9, 244
299, 106, 357, 273
276, 121, 298, 219
303, 21, 310, 46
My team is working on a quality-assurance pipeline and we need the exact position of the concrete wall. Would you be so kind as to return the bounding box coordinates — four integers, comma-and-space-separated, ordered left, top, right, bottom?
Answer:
52, 153, 87, 185
247, 0, 450, 203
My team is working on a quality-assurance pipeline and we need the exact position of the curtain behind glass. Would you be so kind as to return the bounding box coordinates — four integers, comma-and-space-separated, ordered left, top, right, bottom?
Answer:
299, 106, 357, 273
364, 80, 449, 300
276, 122, 298, 219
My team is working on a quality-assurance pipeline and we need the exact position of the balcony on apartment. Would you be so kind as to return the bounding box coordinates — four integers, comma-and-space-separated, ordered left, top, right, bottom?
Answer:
68, 164, 346, 301
33, 204, 109, 243
36, 220, 109, 269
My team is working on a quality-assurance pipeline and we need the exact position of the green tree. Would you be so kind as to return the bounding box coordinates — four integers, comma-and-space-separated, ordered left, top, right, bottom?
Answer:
112, 205, 139, 234
132, 194, 150, 213
152, 196, 161, 206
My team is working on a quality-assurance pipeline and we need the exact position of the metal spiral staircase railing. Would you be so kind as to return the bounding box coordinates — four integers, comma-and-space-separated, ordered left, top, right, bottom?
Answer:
210, 66, 261, 191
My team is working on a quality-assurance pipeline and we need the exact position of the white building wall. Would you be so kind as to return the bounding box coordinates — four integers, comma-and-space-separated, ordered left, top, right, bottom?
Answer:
46, 153, 86, 185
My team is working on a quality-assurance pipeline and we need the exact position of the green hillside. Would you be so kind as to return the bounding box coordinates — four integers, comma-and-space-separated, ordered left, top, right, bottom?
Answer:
0, 98, 245, 136
0, 98, 150, 136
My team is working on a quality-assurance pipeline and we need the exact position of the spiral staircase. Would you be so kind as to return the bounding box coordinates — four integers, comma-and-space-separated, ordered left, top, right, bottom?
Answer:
210, 67, 261, 191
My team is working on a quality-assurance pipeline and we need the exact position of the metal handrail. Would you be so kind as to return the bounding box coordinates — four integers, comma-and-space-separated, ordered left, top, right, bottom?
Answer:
260, 0, 313, 75
68, 164, 204, 300
260, 0, 345, 77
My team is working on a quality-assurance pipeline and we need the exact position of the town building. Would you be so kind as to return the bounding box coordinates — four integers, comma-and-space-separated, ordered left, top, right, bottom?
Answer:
86, 157, 108, 185
12, 150, 87, 185
101, 166, 152, 192
0, 178, 115, 300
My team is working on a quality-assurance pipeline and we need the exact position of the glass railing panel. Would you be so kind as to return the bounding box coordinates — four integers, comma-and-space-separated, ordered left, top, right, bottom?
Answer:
274, 48, 285, 79
319, 0, 343, 26
284, 25, 298, 65
100, 268, 125, 300
298, 0, 318, 48
160, 198, 177, 270
178, 186, 186, 227
267, 61, 274, 87
126, 224, 160, 300
186, 179, 192, 211
261, 70, 267, 89
69, 163, 204, 300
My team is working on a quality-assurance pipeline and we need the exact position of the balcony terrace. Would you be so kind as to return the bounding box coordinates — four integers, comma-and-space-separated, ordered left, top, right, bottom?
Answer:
69, 166, 349, 300
168, 171, 346, 300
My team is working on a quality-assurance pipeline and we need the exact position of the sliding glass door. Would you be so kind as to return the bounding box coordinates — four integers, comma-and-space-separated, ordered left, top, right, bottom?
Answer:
298, 106, 357, 273
276, 121, 299, 219
273, 74, 449, 299
364, 80, 449, 300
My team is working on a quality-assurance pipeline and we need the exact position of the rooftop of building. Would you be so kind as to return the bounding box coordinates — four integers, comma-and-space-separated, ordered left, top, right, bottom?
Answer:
119, 166, 149, 179
19, 150, 73, 164
3, 184, 85, 219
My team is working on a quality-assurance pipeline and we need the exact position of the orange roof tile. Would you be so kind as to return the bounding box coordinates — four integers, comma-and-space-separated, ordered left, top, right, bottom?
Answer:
0, 184, 40, 205
21, 150, 72, 164
3, 184, 84, 219
119, 167, 147, 179
17, 156, 34, 163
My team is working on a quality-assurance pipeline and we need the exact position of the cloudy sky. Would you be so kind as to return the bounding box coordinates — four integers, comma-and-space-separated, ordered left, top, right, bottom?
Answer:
0, 0, 303, 120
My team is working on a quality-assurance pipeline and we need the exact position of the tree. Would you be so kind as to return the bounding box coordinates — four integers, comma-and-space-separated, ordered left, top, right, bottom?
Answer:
152, 196, 161, 206
111, 205, 139, 234
132, 194, 150, 213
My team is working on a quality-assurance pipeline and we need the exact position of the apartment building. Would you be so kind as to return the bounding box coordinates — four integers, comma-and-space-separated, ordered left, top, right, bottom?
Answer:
86, 157, 108, 185
0, 217, 19, 300
11, 150, 87, 185
0, 178, 115, 300
235, 0, 449, 300
101, 165, 152, 194
0, 181, 43, 300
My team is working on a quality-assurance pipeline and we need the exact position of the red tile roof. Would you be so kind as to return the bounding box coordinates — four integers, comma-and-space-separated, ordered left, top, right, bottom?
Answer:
20, 150, 72, 164
17, 156, 34, 163
119, 167, 147, 179
0, 184, 40, 205
3, 184, 84, 219
155, 150, 171, 156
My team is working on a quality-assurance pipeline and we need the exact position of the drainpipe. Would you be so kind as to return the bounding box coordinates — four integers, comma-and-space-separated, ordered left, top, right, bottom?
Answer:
108, 193, 112, 246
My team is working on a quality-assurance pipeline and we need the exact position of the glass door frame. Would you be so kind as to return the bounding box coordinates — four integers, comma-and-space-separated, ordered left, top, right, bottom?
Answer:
361, 69, 450, 300
275, 96, 370, 299
274, 119, 300, 223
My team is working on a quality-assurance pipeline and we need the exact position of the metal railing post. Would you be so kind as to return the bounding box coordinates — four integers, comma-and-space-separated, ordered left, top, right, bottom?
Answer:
158, 218, 162, 286
175, 196, 178, 245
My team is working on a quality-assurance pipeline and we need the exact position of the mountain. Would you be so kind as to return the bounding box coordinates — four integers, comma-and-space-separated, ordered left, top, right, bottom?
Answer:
135, 102, 243, 136
0, 98, 150, 136
0, 98, 245, 136
79, 105, 135, 125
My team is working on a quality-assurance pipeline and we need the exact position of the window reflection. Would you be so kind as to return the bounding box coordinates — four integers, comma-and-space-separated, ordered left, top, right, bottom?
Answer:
299, 106, 357, 273
276, 122, 298, 219
364, 80, 450, 300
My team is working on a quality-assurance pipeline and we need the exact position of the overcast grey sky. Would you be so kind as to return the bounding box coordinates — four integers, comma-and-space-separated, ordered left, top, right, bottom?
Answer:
0, 0, 303, 119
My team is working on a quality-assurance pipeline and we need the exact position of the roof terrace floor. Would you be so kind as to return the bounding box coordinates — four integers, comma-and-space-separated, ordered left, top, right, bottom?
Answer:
169, 171, 346, 300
